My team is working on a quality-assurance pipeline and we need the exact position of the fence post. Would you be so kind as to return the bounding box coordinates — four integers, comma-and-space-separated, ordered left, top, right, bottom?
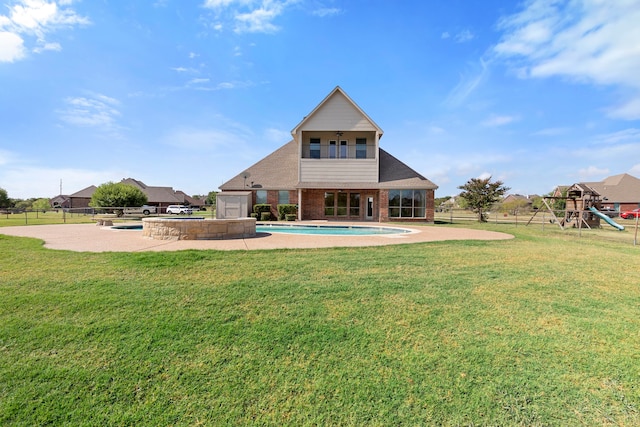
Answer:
25, 211, 28, 225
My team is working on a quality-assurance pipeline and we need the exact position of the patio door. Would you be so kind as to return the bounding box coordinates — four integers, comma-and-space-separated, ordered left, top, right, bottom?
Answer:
365, 196, 374, 220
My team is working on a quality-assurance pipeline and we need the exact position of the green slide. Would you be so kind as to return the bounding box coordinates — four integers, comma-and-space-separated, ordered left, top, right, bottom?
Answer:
588, 207, 625, 231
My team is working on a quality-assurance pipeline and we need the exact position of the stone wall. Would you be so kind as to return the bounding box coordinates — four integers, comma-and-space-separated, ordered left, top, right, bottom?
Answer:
142, 217, 256, 240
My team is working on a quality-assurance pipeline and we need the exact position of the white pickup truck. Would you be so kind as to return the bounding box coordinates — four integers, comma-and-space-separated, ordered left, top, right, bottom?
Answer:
122, 205, 157, 215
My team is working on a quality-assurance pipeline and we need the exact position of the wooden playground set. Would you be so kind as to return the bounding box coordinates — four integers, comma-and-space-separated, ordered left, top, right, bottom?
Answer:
527, 183, 625, 231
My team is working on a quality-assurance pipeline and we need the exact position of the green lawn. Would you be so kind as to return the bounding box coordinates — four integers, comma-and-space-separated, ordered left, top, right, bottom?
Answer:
1, 224, 639, 425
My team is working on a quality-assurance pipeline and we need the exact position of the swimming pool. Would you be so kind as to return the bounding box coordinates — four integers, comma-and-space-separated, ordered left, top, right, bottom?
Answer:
256, 224, 412, 236
112, 223, 412, 236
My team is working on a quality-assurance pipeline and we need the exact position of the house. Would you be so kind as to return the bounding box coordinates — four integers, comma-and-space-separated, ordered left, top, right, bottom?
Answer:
63, 179, 201, 211
219, 86, 438, 222
67, 185, 98, 208
582, 173, 640, 212
50, 194, 71, 209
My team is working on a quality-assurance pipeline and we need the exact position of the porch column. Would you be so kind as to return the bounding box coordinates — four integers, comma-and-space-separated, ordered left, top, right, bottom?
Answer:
298, 188, 302, 220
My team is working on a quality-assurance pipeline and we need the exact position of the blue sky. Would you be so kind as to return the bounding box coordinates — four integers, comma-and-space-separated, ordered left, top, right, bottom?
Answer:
2, 0, 640, 199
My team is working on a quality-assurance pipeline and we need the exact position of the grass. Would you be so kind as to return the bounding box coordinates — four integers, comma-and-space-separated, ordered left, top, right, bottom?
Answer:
1, 223, 639, 425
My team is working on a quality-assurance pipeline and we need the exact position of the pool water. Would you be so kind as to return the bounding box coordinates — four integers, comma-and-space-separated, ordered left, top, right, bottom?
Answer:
111, 223, 411, 236
256, 224, 411, 236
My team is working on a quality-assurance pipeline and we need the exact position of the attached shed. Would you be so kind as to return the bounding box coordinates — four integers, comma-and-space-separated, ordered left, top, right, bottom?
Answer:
216, 191, 252, 219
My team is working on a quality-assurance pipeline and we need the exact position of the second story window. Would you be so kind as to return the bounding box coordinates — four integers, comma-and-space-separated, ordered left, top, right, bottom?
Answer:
340, 140, 348, 158
356, 138, 367, 159
310, 138, 320, 159
329, 140, 337, 158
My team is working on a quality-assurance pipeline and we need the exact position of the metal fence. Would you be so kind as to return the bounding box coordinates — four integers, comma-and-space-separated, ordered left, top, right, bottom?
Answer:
0, 206, 215, 226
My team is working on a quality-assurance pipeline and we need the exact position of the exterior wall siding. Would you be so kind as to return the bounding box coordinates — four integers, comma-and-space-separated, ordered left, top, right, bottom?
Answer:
302, 95, 378, 131
300, 159, 378, 182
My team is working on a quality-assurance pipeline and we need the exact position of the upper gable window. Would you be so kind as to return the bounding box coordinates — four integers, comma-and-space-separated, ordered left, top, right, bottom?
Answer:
310, 138, 321, 159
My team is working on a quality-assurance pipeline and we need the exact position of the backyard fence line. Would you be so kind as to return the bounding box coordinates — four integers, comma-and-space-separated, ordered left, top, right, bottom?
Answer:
0, 206, 216, 225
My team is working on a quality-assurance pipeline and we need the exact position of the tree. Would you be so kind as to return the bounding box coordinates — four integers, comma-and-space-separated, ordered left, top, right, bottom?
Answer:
33, 198, 51, 212
458, 176, 510, 222
205, 191, 218, 207
0, 187, 10, 208
90, 182, 148, 209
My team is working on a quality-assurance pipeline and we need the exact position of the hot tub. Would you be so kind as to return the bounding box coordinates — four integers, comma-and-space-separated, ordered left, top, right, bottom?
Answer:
142, 217, 256, 240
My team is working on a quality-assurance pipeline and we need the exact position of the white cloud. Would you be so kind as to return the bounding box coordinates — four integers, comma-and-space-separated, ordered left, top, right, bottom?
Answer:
263, 127, 290, 143
532, 127, 570, 136
454, 29, 474, 43
481, 114, 518, 127
630, 164, 640, 176
443, 58, 489, 107
189, 78, 211, 85
202, 0, 297, 34
592, 128, 640, 145
0, 0, 90, 62
441, 31, 450, 39
312, 7, 341, 18
494, 0, 640, 120
57, 93, 121, 130
577, 166, 609, 180
607, 97, 640, 121
0, 31, 25, 62
0, 164, 125, 199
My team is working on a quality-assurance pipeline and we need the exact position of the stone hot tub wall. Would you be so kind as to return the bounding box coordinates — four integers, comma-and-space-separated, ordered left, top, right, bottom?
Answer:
142, 217, 256, 240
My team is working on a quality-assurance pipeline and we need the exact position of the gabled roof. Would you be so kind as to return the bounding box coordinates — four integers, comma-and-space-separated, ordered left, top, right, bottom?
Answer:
121, 178, 183, 204
291, 86, 383, 136
378, 149, 437, 189
70, 185, 97, 198
568, 183, 600, 197
583, 173, 640, 202
218, 141, 437, 191
219, 141, 299, 191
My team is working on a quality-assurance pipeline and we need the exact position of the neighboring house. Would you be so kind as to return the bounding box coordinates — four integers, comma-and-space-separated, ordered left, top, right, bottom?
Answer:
502, 194, 539, 209
219, 86, 438, 222
502, 194, 531, 205
119, 178, 184, 208
582, 173, 640, 212
50, 194, 71, 209
64, 179, 199, 211
67, 185, 98, 208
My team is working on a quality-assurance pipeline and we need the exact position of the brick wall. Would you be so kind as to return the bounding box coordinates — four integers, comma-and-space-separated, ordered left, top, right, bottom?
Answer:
250, 190, 298, 219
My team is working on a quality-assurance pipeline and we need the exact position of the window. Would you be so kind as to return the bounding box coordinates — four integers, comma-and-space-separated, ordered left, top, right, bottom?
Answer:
340, 140, 348, 158
324, 192, 335, 216
337, 192, 348, 216
356, 138, 367, 159
329, 140, 337, 158
310, 138, 320, 159
324, 191, 360, 218
278, 190, 289, 204
256, 190, 267, 204
350, 193, 360, 217
388, 190, 426, 218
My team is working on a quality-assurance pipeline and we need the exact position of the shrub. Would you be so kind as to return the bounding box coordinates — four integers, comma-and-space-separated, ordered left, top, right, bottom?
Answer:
254, 204, 271, 215
260, 211, 271, 221
285, 214, 296, 221
277, 204, 298, 220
